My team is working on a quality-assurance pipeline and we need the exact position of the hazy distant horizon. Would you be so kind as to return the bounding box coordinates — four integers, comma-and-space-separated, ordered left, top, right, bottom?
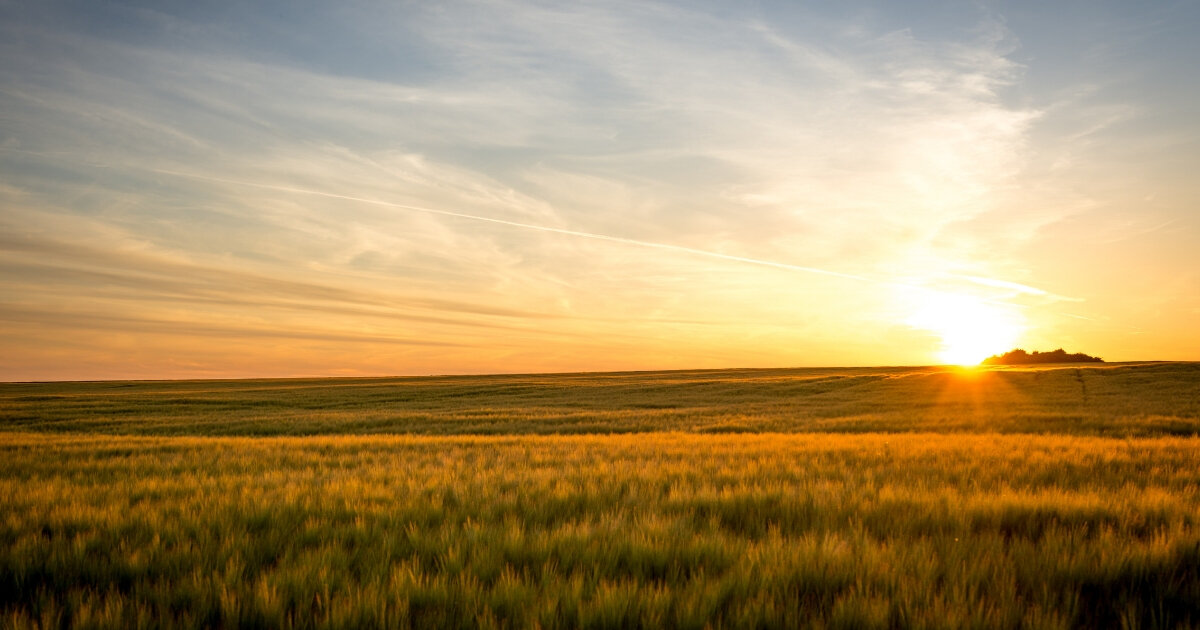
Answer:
5, 358, 1189, 385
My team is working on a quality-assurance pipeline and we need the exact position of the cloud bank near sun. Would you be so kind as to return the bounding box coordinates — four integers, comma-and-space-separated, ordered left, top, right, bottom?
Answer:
0, 1, 1196, 379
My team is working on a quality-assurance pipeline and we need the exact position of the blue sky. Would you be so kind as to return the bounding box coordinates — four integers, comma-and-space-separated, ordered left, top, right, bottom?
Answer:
1, 0, 1197, 379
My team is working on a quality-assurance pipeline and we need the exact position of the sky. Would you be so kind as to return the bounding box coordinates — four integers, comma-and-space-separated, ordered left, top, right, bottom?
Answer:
1, 0, 1197, 380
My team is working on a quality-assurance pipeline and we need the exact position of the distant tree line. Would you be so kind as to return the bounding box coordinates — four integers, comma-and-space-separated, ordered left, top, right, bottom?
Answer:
982, 349, 1104, 365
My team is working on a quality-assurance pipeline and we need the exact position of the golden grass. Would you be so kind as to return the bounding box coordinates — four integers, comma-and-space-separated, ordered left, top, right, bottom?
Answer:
3, 363, 1198, 627
3, 431, 1199, 628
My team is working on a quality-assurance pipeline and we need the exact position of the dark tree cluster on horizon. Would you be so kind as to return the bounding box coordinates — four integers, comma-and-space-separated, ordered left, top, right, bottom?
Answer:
982, 349, 1104, 365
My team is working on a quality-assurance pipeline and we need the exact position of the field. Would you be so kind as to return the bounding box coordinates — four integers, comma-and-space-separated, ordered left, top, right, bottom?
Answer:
4, 363, 1197, 437
2, 363, 1199, 628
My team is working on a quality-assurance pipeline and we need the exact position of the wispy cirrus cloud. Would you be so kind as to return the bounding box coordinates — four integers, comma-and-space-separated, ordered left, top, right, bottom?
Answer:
2, 0, 1195, 377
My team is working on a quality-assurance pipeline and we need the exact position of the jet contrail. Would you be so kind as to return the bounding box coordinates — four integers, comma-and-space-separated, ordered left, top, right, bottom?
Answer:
150, 167, 874, 284
148, 167, 1078, 307
1, 150, 1092, 323
949, 274, 1048, 297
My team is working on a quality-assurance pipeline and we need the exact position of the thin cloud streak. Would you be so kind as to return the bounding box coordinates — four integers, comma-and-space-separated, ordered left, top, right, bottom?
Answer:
0, 305, 466, 348
0, 233, 565, 325
150, 166, 1076, 307
149, 167, 871, 283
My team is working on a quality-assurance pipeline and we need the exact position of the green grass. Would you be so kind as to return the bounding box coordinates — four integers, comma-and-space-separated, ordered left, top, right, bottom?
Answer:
2, 363, 1200, 628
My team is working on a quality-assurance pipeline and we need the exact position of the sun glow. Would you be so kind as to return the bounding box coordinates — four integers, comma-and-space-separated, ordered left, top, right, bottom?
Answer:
905, 291, 1023, 366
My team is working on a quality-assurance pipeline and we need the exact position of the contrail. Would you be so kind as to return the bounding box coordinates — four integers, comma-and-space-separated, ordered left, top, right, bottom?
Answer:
949, 274, 1048, 297
2, 150, 1093, 322
149, 167, 874, 284
147, 167, 1077, 307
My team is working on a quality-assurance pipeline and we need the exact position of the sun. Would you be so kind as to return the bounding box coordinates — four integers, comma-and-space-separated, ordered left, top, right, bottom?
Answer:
905, 291, 1023, 366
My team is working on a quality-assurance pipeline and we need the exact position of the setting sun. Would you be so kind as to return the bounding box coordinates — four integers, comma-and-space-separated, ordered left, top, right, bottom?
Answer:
905, 291, 1023, 366
2, 0, 1197, 380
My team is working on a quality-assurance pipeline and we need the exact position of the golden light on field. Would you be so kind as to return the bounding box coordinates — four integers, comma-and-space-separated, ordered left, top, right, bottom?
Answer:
905, 291, 1023, 366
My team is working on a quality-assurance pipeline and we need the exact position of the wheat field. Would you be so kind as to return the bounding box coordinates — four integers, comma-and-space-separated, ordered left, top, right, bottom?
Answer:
2, 363, 1199, 628
3, 363, 1197, 437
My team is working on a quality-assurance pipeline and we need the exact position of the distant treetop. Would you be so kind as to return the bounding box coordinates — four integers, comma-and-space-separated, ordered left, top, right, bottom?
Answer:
982, 349, 1104, 365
